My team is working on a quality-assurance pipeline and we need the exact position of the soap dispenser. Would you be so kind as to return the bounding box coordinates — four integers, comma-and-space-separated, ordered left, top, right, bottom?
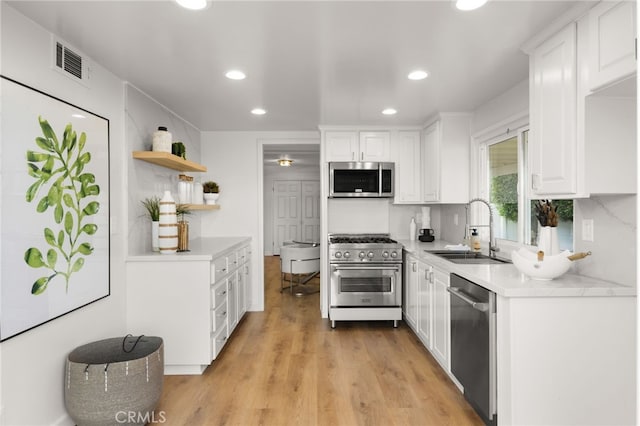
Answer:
409, 217, 417, 241
470, 228, 481, 252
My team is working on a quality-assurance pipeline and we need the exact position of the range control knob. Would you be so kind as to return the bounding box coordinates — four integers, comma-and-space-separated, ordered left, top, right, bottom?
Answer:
390, 251, 398, 258
344, 251, 351, 258
359, 251, 366, 259
382, 251, 389, 258
367, 251, 375, 258
334, 252, 342, 259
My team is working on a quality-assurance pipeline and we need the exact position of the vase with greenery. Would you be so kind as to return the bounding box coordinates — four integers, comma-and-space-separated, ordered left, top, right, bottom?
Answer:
202, 181, 220, 205
141, 196, 160, 251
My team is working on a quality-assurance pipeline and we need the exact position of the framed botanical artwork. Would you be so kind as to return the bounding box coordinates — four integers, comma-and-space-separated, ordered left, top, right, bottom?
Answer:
0, 75, 110, 341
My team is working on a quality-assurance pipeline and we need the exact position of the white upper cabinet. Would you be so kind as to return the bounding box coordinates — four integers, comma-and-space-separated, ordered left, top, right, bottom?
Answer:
422, 114, 471, 204
324, 131, 360, 161
526, 1, 636, 198
390, 115, 470, 204
422, 122, 440, 202
529, 23, 580, 197
360, 131, 390, 162
394, 130, 422, 203
589, 1, 637, 92
324, 130, 390, 162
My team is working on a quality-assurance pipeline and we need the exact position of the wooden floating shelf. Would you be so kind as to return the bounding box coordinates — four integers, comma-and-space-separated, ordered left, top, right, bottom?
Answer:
132, 151, 207, 172
184, 204, 220, 211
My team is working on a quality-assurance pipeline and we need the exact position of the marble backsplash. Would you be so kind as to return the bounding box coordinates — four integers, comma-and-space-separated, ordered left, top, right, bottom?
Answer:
439, 196, 636, 288
574, 194, 636, 287
126, 84, 201, 255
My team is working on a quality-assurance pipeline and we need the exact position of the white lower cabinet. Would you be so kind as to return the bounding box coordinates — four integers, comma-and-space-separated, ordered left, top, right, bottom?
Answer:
126, 238, 251, 375
417, 262, 432, 347
431, 268, 450, 370
404, 252, 450, 373
402, 254, 419, 329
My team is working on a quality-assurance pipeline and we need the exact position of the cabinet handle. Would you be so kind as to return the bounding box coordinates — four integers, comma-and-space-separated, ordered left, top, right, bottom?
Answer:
531, 173, 540, 191
360, 152, 363, 161
412, 262, 417, 272
219, 290, 227, 296
218, 311, 227, 317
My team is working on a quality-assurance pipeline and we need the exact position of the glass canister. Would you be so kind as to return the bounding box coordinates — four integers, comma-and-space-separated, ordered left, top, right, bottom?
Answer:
177, 174, 193, 204
193, 180, 203, 205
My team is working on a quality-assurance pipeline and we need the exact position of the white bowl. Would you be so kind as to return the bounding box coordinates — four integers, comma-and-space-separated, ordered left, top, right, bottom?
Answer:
511, 248, 573, 280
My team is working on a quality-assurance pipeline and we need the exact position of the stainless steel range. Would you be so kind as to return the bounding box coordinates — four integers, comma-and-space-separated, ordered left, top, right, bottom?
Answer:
328, 233, 403, 328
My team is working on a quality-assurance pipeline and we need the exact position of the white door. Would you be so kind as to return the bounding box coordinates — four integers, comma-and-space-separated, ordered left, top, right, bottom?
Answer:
273, 181, 302, 254
300, 181, 321, 243
272, 180, 320, 254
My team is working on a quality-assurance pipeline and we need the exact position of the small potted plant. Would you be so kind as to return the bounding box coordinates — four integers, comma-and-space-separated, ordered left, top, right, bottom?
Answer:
202, 181, 220, 205
141, 196, 160, 251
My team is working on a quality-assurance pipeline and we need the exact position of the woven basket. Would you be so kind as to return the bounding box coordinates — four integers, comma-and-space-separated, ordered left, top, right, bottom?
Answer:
65, 336, 164, 426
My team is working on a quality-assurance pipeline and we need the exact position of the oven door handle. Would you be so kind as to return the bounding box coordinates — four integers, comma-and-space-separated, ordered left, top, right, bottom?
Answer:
332, 265, 401, 271
447, 287, 489, 312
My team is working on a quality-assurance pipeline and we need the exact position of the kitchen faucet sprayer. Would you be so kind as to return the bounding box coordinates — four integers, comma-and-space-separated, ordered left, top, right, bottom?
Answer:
467, 198, 499, 258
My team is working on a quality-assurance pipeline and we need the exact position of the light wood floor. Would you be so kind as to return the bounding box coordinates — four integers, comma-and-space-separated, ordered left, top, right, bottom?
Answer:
156, 256, 483, 425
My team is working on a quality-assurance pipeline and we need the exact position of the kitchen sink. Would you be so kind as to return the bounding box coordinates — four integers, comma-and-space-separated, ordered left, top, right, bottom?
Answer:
425, 250, 511, 265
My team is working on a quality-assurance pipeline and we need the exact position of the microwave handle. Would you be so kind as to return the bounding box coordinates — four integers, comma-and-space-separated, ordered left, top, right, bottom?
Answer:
378, 162, 383, 196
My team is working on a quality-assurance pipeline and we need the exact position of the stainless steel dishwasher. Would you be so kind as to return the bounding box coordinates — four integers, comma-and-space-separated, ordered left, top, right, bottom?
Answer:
448, 273, 497, 426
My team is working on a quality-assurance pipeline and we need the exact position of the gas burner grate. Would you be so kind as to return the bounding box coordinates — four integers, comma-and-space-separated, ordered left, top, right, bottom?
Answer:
329, 236, 398, 244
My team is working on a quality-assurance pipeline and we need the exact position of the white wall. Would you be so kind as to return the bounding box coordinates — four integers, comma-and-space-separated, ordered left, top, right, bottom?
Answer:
472, 79, 529, 134
126, 84, 202, 255
1, 4, 127, 425
200, 131, 319, 312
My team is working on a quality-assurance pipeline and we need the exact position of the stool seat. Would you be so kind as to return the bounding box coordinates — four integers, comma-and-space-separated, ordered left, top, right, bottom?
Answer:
280, 244, 320, 295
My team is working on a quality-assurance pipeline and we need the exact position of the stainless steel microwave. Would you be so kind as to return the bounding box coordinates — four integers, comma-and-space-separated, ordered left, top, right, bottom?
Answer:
328, 162, 394, 198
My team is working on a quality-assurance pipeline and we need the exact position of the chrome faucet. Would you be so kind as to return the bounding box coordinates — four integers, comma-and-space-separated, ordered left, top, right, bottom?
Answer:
468, 198, 499, 258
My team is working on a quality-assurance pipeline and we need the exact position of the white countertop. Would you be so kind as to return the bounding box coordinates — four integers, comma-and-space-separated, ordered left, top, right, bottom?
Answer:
398, 238, 635, 298
127, 237, 251, 262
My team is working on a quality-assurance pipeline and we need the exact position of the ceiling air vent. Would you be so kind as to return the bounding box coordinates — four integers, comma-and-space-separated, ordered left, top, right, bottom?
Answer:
52, 38, 90, 85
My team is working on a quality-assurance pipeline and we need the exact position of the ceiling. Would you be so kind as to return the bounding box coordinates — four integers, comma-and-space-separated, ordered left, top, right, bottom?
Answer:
8, 1, 582, 132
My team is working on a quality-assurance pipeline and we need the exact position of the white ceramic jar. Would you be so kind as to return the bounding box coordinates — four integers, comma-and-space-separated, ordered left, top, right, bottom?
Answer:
158, 191, 178, 254
152, 127, 172, 153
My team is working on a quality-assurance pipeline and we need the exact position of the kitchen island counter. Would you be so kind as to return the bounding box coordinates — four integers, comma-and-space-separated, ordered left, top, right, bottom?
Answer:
399, 239, 635, 298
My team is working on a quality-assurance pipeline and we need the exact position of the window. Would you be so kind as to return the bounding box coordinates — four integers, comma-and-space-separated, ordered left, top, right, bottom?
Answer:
479, 127, 573, 251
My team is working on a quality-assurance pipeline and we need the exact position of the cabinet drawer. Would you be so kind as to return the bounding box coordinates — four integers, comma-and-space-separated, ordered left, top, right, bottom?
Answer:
210, 280, 228, 308
237, 248, 247, 265
228, 251, 239, 271
211, 324, 228, 360
211, 302, 228, 333
211, 256, 229, 283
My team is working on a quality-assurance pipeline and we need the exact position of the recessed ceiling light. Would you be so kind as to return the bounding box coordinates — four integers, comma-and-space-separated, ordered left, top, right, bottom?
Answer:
408, 70, 429, 80
225, 70, 246, 80
455, 0, 488, 11
175, 0, 208, 10
251, 108, 267, 115
382, 108, 397, 115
